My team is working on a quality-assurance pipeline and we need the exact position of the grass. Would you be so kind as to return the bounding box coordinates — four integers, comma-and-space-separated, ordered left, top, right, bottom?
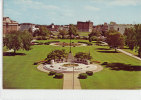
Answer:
3, 39, 141, 89
77, 32, 90, 36
3, 46, 8, 52
3, 45, 63, 89
78, 44, 141, 89
122, 47, 138, 56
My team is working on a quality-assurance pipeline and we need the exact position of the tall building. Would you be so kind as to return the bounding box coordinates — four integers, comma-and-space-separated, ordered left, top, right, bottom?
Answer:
3, 17, 19, 34
77, 21, 93, 32
108, 22, 134, 34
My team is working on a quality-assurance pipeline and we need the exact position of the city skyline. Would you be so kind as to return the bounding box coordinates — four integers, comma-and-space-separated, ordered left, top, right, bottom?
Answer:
3, 0, 141, 25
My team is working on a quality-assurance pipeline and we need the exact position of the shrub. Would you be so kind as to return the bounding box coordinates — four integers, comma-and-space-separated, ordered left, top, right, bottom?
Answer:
54, 73, 64, 79
78, 73, 87, 79
42, 37, 47, 40
102, 62, 108, 65
86, 71, 93, 76
36, 36, 42, 40
48, 71, 56, 76
33, 62, 38, 65
38, 42, 44, 45
32, 41, 39, 43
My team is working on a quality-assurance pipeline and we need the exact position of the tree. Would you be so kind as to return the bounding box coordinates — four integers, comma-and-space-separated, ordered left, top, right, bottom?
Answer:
28, 28, 33, 34
134, 24, 141, 57
20, 31, 33, 51
106, 32, 124, 52
124, 24, 141, 57
46, 49, 67, 62
74, 52, 92, 60
105, 29, 117, 37
39, 26, 52, 37
69, 24, 78, 38
33, 29, 40, 37
4, 31, 32, 53
89, 29, 101, 42
124, 28, 136, 50
59, 29, 68, 39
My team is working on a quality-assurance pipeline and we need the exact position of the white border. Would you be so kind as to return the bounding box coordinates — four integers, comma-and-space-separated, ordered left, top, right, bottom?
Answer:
0, 0, 141, 100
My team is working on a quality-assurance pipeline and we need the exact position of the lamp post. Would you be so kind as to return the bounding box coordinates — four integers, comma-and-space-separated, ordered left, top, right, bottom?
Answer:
69, 29, 74, 89
69, 32, 72, 53
73, 66, 74, 89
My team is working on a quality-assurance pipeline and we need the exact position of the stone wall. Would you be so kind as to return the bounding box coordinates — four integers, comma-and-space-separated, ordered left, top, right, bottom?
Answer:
108, 22, 134, 34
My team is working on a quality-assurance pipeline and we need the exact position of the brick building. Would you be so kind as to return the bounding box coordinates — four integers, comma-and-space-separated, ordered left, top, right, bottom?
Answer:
77, 21, 93, 32
3, 17, 19, 34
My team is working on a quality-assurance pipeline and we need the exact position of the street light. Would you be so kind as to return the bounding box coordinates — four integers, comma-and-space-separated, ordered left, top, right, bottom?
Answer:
73, 65, 74, 89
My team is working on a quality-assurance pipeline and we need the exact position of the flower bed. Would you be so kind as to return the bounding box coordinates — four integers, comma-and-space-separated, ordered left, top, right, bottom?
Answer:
62, 63, 79, 67
55, 42, 82, 46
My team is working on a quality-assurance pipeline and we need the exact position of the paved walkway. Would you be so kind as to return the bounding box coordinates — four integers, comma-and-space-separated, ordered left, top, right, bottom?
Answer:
6, 49, 14, 52
63, 73, 81, 89
63, 64, 103, 89
117, 49, 141, 61
37, 63, 103, 89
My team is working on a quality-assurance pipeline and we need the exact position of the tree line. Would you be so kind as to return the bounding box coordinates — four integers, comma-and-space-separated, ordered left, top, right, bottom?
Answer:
124, 24, 141, 57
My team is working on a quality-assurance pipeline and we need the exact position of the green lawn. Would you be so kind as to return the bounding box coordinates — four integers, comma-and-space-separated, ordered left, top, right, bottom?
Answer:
3, 46, 8, 52
3, 45, 63, 89
3, 39, 141, 89
122, 47, 138, 56
78, 44, 141, 89
77, 32, 90, 36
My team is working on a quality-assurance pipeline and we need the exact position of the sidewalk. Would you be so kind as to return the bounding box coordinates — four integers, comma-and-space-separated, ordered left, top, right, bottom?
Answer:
37, 64, 103, 90
63, 73, 81, 89
117, 49, 141, 61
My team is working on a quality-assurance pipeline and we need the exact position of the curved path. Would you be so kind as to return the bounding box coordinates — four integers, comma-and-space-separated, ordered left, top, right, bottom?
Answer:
117, 49, 141, 61
50, 42, 87, 47
37, 63, 103, 89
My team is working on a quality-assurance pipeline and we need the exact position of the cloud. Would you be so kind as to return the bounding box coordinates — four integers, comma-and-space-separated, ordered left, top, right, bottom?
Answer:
84, 5, 100, 11
14, 0, 59, 10
90, 0, 141, 6
109, 0, 141, 6
4, 9, 21, 16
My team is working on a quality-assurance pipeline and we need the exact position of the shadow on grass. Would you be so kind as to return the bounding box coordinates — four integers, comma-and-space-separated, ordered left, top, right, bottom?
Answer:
106, 63, 141, 71
96, 48, 111, 50
3, 52, 26, 56
97, 51, 120, 53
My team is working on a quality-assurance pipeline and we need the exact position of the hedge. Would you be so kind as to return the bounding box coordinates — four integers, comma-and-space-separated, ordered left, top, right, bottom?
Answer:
54, 73, 64, 79
86, 71, 93, 76
48, 71, 56, 76
78, 73, 87, 79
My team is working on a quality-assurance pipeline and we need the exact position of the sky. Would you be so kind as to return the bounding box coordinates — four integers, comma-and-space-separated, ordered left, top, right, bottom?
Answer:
3, 0, 141, 25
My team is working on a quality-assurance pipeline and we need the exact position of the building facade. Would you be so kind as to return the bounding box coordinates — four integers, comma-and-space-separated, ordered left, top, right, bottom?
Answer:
19, 23, 39, 32
108, 22, 134, 34
3, 17, 19, 34
77, 21, 93, 32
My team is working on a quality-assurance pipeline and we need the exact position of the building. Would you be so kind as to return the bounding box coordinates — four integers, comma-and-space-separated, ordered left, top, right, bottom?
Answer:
3, 17, 19, 34
19, 23, 39, 32
46, 23, 60, 32
108, 22, 134, 34
93, 22, 108, 35
77, 21, 93, 32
